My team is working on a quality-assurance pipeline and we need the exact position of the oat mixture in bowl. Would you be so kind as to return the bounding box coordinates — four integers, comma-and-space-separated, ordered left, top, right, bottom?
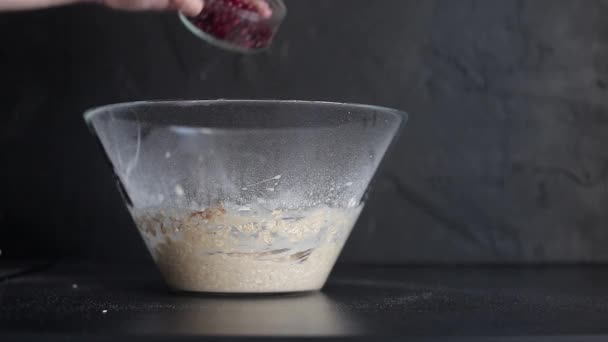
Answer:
133, 204, 362, 293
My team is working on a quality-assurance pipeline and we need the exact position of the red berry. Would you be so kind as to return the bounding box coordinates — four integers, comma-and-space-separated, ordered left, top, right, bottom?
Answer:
188, 0, 277, 50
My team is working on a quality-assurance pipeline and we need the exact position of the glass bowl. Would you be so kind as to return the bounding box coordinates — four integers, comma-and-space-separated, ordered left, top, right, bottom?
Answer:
85, 100, 405, 293
180, 0, 286, 53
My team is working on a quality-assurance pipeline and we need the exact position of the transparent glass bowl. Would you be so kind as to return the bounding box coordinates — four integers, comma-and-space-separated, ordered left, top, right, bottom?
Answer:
180, 0, 286, 53
85, 100, 405, 293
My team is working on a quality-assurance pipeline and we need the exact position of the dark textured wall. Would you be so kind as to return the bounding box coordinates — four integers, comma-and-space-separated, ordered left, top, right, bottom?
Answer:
1, 0, 608, 263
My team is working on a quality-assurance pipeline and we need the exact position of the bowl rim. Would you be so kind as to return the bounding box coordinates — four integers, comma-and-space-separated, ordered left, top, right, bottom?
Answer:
83, 99, 408, 125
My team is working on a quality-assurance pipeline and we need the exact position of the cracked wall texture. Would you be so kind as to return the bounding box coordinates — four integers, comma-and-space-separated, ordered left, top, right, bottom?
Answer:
1, 0, 608, 263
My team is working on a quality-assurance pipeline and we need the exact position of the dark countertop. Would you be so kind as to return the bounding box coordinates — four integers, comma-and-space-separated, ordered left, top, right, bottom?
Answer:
2, 261, 608, 341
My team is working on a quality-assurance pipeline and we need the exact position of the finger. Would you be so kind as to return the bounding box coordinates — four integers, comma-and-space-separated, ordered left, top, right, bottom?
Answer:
101, 0, 161, 11
171, 0, 204, 16
248, 0, 272, 18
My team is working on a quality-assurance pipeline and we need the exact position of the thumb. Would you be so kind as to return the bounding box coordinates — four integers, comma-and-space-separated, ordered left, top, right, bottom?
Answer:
172, 0, 204, 16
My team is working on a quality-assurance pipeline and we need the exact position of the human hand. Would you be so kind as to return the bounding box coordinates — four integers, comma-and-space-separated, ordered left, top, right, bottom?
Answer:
0, 0, 270, 18
99, 0, 204, 17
